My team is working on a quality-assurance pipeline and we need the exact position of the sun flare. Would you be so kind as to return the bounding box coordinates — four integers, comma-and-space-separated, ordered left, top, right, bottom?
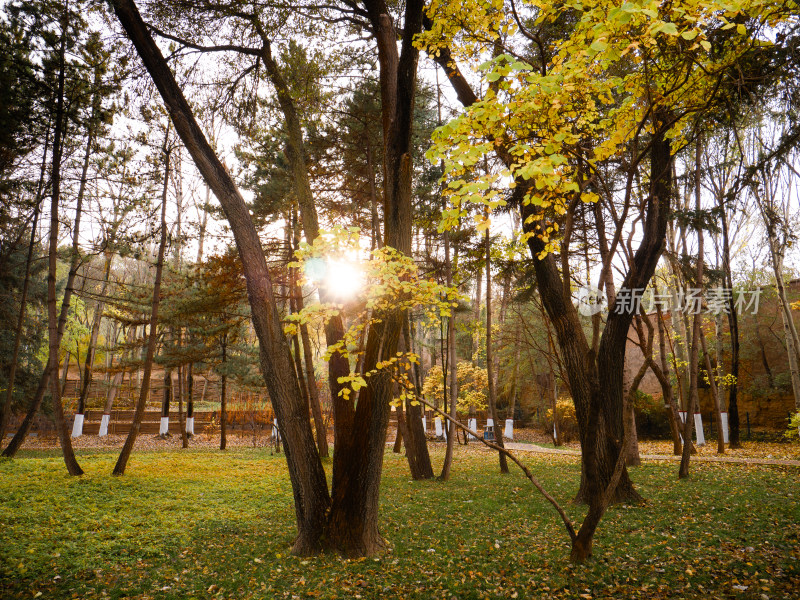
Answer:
304, 257, 363, 300
326, 260, 363, 299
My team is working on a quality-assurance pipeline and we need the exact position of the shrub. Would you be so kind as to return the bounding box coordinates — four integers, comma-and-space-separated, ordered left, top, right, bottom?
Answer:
546, 398, 578, 443
633, 390, 671, 439
784, 412, 800, 441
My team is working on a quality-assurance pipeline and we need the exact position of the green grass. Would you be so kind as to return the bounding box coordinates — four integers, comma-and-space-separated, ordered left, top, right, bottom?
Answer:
1, 447, 798, 599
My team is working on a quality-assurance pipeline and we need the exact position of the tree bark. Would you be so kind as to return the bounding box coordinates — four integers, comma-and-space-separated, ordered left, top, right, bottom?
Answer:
186, 361, 194, 437
622, 349, 642, 467
552, 377, 561, 446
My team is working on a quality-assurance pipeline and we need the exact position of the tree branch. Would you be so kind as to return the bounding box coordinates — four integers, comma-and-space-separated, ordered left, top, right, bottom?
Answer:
415, 395, 577, 542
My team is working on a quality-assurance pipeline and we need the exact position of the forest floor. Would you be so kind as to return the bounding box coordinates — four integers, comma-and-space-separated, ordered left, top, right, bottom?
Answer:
10, 428, 800, 461
2, 446, 799, 600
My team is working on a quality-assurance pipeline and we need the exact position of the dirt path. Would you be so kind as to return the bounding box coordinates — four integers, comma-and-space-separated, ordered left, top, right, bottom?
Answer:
504, 442, 800, 467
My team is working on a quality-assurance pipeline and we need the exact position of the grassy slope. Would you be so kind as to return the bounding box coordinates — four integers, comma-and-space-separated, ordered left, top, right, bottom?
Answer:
1, 447, 798, 599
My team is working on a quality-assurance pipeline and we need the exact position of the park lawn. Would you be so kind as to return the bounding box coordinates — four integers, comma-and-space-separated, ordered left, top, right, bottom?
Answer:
1, 446, 798, 600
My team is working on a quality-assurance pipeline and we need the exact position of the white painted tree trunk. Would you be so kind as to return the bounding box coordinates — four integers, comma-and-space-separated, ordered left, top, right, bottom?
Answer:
99, 413, 110, 437
71, 413, 84, 438
186, 416, 194, 435
720, 412, 729, 443
434, 417, 442, 437
159, 416, 169, 436
504, 419, 513, 440
694, 413, 705, 446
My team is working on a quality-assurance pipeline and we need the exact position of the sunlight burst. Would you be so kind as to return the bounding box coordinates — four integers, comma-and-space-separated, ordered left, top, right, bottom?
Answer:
305, 257, 363, 300
325, 260, 363, 300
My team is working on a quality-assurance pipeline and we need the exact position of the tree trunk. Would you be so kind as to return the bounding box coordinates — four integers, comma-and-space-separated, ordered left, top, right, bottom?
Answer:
160, 371, 172, 436
290, 215, 329, 457
326, 311, 399, 556
485, 222, 508, 473
719, 194, 741, 447
508, 323, 521, 421
472, 265, 482, 366
300, 322, 328, 457
186, 362, 194, 436
366, 139, 382, 250
622, 365, 641, 467
47, 1, 82, 475
552, 377, 561, 446
113, 137, 171, 475
220, 334, 227, 450
400, 317, 433, 479
393, 404, 405, 453
714, 311, 726, 449
679, 139, 705, 479
439, 225, 458, 480
196, 185, 210, 264
528, 113, 671, 550
60, 350, 71, 400
325, 0, 425, 556
700, 329, 724, 454
299, 318, 328, 456
178, 364, 188, 448
0, 200, 42, 447
770, 246, 800, 410
655, 302, 683, 455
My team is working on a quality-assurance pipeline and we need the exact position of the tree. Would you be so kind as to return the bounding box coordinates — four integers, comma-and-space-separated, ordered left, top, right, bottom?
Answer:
112, 0, 332, 554
2, 0, 122, 458
422, 0, 797, 561
45, 0, 83, 475
679, 139, 706, 478
485, 220, 508, 472
112, 129, 171, 475
112, 0, 436, 556
751, 136, 800, 411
